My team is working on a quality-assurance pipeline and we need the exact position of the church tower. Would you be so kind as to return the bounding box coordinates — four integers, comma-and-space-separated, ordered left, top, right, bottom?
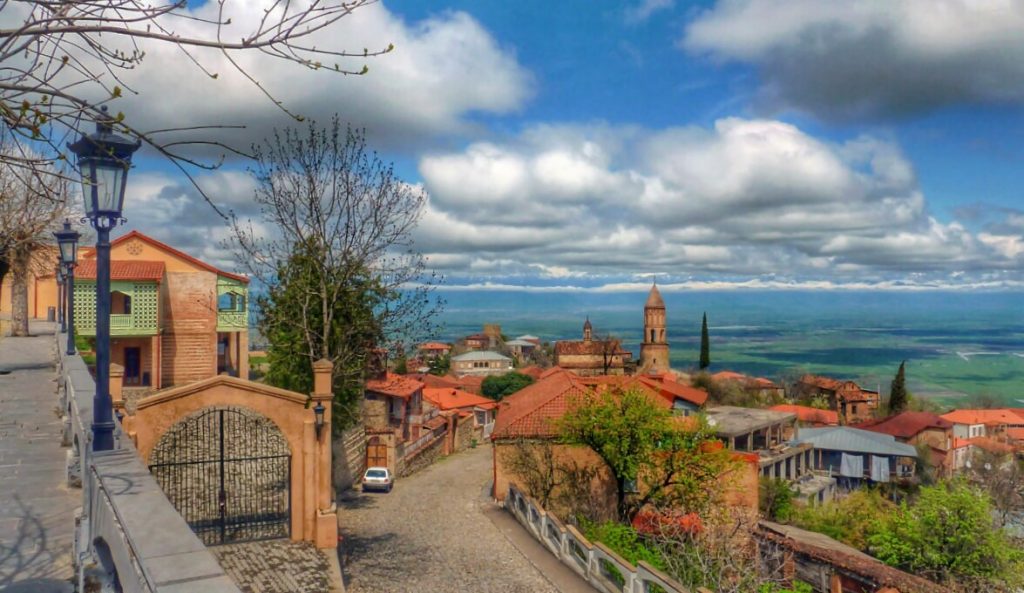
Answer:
640, 283, 669, 373
583, 317, 593, 342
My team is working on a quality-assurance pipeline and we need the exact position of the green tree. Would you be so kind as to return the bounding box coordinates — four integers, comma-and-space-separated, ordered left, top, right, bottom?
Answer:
428, 352, 450, 376
481, 371, 534, 400
230, 120, 441, 431
558, 389, 730, 520
869, 480, 1024, 588
792, 488, 895, 550
759, 478, 795, 522
699, 312, 710, 370
888, 360, 908, 414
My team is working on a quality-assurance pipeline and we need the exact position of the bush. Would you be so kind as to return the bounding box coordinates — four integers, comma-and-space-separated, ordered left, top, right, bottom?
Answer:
791, 488, 894, 550
759, 478, 795, 522
582, 520, 666, 571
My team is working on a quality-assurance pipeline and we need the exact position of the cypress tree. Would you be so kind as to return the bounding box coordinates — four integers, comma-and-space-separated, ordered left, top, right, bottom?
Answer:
699, 312, 710, 370
889, 360, 908, 414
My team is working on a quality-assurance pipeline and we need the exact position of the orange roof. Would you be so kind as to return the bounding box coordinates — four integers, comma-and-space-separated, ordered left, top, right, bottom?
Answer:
491, 369, 693, 440
799, 374, 878, 400
855, 411, 951, 439
967, 436, 1014, 455
637, 375, 708, 407
419, 342, 450, 351
769, 404, 838, 426
365, 373, 423, 399
517, 366, 545, 380
83, 230, 249, 283
940, 409, 1024, 426
76, 260, 165, 281
554, 338, 631, 357
423, 387, 497, 411
1007, 428, 1024, 441
713, 371, 780, 389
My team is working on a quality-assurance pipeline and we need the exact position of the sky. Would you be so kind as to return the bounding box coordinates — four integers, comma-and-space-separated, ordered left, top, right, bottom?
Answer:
108, 0, 1024, 291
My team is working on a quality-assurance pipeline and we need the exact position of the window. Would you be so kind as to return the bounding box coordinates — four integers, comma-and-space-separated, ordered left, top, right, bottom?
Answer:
110, 291, 132, 314
218, 291, 245, 312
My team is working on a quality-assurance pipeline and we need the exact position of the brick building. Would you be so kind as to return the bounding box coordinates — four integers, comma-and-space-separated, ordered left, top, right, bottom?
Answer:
554, 317, 633, 376
793, 374, 880, 424
72, 231, 249, 391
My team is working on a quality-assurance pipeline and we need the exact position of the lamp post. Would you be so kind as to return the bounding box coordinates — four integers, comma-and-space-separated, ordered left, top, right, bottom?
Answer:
55, 265, 64, 331
68, 106, 140, 452
54, 221, 80, 354
314, 401, 326, 441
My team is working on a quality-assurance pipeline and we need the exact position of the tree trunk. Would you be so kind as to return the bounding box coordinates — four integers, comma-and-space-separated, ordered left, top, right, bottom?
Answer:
9, 244, 30, 336
616, 476, 627, 521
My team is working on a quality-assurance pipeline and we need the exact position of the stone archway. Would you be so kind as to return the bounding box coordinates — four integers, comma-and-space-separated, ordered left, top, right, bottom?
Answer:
149, 406, 291, 545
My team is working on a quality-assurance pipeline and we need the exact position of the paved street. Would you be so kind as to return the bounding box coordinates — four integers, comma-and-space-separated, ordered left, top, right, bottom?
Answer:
213, 540, 335, 593
0, 324, 78, 593
339, 444, 593, 593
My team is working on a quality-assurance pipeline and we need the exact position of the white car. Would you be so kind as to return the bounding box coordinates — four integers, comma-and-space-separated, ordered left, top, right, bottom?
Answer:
362, 467, 393, 493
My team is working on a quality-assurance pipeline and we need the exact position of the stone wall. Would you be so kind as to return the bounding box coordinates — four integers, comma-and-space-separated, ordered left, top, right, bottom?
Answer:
363, 395, 389, 431
396, 434, 445, 478
453, 414, 476, 452
332, 425, 367, 491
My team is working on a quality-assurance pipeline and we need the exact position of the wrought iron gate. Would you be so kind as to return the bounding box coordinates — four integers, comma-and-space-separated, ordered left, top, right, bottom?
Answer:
148, 407, 291, 545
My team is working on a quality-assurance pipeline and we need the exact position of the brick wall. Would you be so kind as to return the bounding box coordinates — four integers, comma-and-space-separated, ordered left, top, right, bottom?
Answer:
160, 270, 217, 386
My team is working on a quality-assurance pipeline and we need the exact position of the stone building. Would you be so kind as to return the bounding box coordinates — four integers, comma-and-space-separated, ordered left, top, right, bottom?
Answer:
553, 317, 633, 376
450, 350, 513, 376
639, 283, 669, 374
793, 374, 880, 424
72, 231, 249, 395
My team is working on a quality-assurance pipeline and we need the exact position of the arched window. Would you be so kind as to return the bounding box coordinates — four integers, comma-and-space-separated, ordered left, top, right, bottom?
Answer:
218, 291, 245, 312
650, 329, 656, 342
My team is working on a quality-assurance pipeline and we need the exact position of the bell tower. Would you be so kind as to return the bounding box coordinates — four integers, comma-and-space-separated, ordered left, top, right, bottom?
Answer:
640, 283, 669, 373
583, 317, 593, 342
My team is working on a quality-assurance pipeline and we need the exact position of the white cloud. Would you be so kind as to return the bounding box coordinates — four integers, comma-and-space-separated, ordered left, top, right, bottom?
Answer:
625, 0, 675, 25
96, 4, 532, 152
683, 0, 1024, 119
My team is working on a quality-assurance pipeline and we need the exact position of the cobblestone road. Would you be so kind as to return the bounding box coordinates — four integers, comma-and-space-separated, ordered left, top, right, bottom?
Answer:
213, 540, 332, 593
338, 445, 562, 593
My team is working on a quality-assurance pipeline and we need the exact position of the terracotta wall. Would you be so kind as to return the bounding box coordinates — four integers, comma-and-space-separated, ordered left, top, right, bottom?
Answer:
160, 270, 217, 386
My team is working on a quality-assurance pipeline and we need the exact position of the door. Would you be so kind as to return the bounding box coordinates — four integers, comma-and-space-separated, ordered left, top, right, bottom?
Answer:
124, 347, 141, 386
366, 436, 388, 468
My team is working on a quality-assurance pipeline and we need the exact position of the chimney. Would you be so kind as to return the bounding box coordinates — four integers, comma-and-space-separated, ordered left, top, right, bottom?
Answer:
367, 348, 388, 381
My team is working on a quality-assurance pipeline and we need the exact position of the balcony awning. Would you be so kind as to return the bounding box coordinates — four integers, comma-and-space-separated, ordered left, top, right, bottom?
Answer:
77, 260, 164, 281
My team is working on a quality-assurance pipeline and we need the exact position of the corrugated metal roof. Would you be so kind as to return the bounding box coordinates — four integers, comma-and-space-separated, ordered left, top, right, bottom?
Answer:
793, 426, 917, 457
451, 351, 511, 362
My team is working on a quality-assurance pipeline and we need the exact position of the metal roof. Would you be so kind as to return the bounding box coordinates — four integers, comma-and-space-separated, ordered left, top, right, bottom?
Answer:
451, 351, 512, 362
504, 339, 535, 347
793, 426, 917, 457
706, 406, 795, 438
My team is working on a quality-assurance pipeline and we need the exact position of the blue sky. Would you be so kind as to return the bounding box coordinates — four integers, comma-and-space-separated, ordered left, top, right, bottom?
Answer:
115, 0, 1024, 291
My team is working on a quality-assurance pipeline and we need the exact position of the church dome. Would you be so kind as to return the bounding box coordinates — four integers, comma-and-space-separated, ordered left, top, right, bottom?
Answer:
645, 283, 664, 308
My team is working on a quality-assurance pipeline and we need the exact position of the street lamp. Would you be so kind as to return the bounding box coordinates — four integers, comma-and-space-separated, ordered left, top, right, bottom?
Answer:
314, 401, 326, 441
55, 265, 64, 331
54, 220, 80, 354
68, 106, 140, 452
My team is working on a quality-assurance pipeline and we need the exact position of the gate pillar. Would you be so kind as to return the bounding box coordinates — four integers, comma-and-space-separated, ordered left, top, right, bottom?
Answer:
310, 358, 337, 549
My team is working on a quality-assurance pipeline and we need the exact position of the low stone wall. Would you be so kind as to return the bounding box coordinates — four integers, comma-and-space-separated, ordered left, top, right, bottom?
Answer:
504, 484, 693, 593
332, 424, 367, 491
58, 331, 241, 593
397, 433, 445, 478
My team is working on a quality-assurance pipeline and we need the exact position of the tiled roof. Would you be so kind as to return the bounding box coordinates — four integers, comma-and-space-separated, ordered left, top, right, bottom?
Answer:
968, 436, 1014, 455
516, 366, 545, 380
1007, 427, 1024, 441
798, 374, 878, 400
793, 426, 917, 457
855, 411, 951, 439
490, 369, 681, 440
419, 342, 450, 351
75, 260, 165, 281
85, 230, 248, 283
769, 404, 838, 426
554, 339, 630, 356
423, 387, 497, 411
714, 371, 780, 389
637, 375, 708, 407
941, 409, 1024, 426
365, 373, 423, 399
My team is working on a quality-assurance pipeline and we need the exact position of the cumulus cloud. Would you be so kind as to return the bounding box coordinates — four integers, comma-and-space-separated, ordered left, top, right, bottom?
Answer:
683, 0, 1024, 119
93, 3, 532, 153
416, 117, 1021, 282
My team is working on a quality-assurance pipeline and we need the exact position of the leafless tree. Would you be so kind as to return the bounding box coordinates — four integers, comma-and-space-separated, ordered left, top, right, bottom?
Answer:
0, 0, 389, 206
968, 449, 1024, 528
226, 118, 441, 427
0, 148, 73, 336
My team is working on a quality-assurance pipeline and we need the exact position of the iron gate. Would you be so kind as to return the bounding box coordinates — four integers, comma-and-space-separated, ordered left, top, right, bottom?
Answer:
148, 407, 291, 545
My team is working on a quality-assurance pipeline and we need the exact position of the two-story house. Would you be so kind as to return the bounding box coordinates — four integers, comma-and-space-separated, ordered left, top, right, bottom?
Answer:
73, 231, 249, 392
793, 374, 880, 424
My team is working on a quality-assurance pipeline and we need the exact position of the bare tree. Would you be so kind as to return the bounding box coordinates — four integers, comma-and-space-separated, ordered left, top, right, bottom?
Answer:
968, 449, 1024, 528
0, 150, 72, 336
0, 0, 390, 205
226, 118, 441, 428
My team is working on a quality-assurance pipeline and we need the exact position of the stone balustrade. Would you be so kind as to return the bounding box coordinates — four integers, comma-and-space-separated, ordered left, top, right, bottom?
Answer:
504, 484, 697, 593
58, 331, 241, 593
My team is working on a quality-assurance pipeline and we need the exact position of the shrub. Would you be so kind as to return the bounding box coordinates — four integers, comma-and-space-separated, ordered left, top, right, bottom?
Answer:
582, 520, 666, 571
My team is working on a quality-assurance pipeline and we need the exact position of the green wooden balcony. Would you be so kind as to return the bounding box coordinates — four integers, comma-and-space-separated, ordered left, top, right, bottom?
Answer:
216, 276, 249, 332
73, 280, 159, 337
216, 310, 248, 332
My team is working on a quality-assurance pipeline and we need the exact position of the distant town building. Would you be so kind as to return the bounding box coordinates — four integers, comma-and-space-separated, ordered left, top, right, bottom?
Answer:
792, 426, 917, 487
793, 374, 880, 424
856, 411, 960, 475
713, 371, 785, 400
554, 317, 633, 376
417, 341, 451, 360
514, 334, 541, 346
450, 351, 513, 377
462, 333, 490, 350
504, 339, 536, 361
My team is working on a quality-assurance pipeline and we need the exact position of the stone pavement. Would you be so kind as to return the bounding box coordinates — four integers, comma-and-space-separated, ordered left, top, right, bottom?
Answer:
213, 539, 334, 593
339, 445, 595, 593
0, 323, 79, 593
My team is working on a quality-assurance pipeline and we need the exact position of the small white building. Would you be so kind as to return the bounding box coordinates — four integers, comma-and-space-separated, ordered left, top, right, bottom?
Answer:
451, 351, 514, 377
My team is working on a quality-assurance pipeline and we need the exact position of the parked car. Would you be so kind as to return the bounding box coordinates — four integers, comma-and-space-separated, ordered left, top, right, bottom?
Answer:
362, 467, 393, 493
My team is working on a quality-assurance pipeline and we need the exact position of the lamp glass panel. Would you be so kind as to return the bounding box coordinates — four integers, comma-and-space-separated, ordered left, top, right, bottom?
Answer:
94, 163, 124, 213
69, 240, 78, 263
79, 162, 95, 216
59, 240, 73, 263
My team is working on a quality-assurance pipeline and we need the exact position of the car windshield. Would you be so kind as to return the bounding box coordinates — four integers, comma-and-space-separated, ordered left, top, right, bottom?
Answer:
366, 470, 387, 478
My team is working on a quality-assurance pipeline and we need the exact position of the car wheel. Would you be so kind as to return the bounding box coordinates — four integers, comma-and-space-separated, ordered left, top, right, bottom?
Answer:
387, 484, 392, 493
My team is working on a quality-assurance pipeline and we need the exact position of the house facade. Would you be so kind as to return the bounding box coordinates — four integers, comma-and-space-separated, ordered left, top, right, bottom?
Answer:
793, 375, 880, 424
554, 318, 633, 376
450, 351, 513, 377
793, 426, 917, 487
0, 246, 60, 320
72, 231, 249, 393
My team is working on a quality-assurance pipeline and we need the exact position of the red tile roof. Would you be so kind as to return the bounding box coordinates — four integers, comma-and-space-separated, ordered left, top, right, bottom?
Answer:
423, 387, 497, 411
637, 375, 709, 407
76, 260, 165, 281
517, 366, 545, 380
855, 411, 951, 439
84, 230, 249, 283
419, 342, 450, 351
365, 373, 423, 399
1007, 427, 1024, 441
554, 338, 631, 357
713, 371, 780, 389
798, 374, 878, 401
491, 369, 699, 440
769, 404, 838, 426
968, 436, 1014, 455
940, 409, 1024, 426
